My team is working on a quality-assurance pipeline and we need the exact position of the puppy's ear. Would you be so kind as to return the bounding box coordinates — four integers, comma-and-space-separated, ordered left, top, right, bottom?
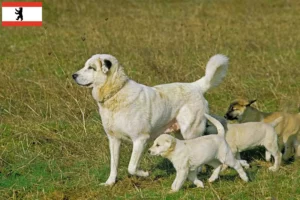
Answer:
101, 59, 112, 74
247, 99, 257, 106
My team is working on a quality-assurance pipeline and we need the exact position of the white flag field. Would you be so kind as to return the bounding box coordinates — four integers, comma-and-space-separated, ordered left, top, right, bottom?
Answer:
2, 2, 42, 26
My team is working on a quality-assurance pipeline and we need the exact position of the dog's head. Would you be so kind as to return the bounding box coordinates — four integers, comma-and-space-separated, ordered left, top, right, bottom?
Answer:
148, 134, 176, 157
72, 54, 129, 103
72, 54, 119, 88
225, 99, 256, 120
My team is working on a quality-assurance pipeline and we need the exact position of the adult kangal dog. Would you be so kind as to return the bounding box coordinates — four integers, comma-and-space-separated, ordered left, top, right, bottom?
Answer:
72, 54, 228, 185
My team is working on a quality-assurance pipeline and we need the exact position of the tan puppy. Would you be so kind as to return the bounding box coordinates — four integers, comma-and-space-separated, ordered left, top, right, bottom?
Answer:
149, 114, 248, 192
225, 99, 300, 160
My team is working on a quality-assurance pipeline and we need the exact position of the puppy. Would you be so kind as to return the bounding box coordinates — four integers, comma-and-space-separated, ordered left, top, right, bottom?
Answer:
73, 54, 228, 185
165, 115, 282, 171
225, 99, 300, 160
149, 114, 249, 192
225, 118, 283, 171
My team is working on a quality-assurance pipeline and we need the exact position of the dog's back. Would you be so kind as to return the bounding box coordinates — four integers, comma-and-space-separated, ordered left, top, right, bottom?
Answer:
226, 122, 277, 152
183, 114, 228, 165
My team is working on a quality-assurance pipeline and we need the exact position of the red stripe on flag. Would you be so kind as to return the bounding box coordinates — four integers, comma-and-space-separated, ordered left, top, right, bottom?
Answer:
2, 2, 42, 7
2, 21, 42, 26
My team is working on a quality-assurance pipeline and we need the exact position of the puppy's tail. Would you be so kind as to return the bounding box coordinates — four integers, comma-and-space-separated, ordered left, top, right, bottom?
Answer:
268, 116, 283, 127
204, 113, 225, 137
195, 54, 229, 93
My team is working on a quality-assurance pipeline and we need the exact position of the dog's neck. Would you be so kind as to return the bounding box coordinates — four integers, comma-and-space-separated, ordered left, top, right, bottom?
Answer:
94, 67, 129, 104
165, 140, 190, 170
238, 106, 272, 123
161, 139, 178, 160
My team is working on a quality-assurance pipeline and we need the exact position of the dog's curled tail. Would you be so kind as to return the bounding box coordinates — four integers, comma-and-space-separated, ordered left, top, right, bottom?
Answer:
268, 116, 283, 127
195, 54, 229, 93
204, 113, 225, 137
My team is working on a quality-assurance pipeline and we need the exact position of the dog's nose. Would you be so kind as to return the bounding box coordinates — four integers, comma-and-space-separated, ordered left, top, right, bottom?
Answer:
72, 73, 78, 80
148, 150, 151, 154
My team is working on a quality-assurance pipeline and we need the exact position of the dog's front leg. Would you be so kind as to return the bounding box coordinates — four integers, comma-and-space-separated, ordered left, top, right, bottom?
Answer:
128, 136, 149, 177
171, 169, 189, 192
101, 135, 121, 186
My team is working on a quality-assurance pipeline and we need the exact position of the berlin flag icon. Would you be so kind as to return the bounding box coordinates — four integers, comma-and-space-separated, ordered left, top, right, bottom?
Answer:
2, 2, 42, 26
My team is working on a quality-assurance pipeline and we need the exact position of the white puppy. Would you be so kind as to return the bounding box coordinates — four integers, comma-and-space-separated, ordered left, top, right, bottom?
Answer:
149, 114, 249, 192
225, 118, 283, 171
72, 54, 228, 186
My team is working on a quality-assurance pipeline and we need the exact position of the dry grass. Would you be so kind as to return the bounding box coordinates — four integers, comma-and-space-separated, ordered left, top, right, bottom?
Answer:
1, 0, 300, 199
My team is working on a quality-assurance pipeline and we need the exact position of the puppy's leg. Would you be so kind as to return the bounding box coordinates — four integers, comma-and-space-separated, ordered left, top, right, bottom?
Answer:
282, 135, 296, 161
265, 151, 272, 162
188, 170, 204, 188
128, 136, 149, 177
239, 160, 250, 169
208, 165, 222, 183
101, 135, 121, 186
221, 151, 237, 172
294, 138, 300, 158
236, 152, 241, 160
171, 169, 189, 192
224, 152, 249, 182
264, 138, 282, 171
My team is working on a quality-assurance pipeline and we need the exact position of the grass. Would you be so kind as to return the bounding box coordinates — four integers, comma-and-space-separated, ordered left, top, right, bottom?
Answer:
1, 0, 300, 199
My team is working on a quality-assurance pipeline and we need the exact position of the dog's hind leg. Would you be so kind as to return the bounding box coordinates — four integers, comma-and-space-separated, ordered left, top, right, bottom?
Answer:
207, 161, 222, 183
294, 138, 300, 159
101, 135, 121, 186
265, 151, 272, 162
224, 152, 249, 182
188, 170, 204, 188
176, 106, 206, 139
128, 136, 149, 177
264, 138, 282, 171
283, 135, 296, 161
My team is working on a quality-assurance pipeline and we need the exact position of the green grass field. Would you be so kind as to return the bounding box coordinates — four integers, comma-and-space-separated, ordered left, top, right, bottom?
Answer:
1, 0, 300, 199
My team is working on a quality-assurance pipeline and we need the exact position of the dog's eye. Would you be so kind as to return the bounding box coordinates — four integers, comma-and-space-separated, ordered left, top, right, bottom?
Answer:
88, 66, 95, 71
156, 144, 160, 147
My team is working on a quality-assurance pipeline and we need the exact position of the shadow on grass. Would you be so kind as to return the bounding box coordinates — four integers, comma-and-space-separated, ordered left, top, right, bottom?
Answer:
150, 158, 176, 180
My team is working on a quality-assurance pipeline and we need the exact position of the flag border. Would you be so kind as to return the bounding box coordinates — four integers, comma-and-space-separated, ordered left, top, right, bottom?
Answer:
2, 2, 42, 7
2, 21, 42, 26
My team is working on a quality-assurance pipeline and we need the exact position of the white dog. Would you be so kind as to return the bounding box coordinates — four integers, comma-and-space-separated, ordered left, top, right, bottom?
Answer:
225, 118, 283, 171
72, 54, 228, 185
149, 114, 249, 192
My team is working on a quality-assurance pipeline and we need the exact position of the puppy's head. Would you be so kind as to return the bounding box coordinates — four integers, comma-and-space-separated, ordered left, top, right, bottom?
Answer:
148, 134, 176, 157
225, 99, 256, 120
72, 54, 119, 88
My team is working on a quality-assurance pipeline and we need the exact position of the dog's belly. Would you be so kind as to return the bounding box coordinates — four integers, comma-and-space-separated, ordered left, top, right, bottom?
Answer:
99, 105, 172, 140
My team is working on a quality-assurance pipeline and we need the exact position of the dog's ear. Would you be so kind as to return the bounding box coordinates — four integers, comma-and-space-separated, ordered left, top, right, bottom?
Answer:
101, 59, 112, 74
246, 99, 257, 106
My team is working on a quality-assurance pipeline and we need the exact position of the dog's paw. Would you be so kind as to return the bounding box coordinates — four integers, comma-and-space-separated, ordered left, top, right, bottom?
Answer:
241, 175, 249, 182
239, 160, 250, 169
168, 189, 178, 194
208, 176, 218, 183
100, 182, 115, 186
100, 178, 116, 186
194, 180, 204, 188
268, 166, 279, 172
136, 170, 149, 177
